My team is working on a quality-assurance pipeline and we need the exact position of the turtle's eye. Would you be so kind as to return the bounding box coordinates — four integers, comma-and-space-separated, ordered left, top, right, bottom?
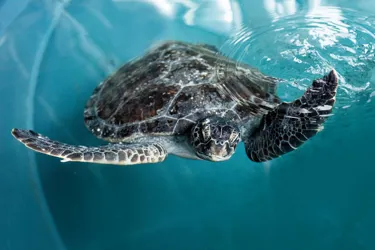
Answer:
229, 130, 239, 144
201, 124, 211, 142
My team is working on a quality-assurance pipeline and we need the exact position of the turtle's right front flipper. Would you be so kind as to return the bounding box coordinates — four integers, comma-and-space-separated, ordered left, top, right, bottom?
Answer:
11, 129, 167, 165
245, 70, 339, 162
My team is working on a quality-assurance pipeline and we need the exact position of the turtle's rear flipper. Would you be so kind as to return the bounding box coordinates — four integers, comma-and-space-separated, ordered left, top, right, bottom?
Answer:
245, 70, 339, 162
11, 129, 167, 165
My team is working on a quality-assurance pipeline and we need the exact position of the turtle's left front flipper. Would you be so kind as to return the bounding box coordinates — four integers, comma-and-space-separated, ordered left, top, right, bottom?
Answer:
245, 70, 339, 162
11, 129, 167, 165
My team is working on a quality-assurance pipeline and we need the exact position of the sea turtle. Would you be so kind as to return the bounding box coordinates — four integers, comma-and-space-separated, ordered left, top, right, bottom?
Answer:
11, 40, 338, 165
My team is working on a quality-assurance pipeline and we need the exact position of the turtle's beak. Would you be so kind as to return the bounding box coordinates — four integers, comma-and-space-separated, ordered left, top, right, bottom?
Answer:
205, 141, 234, 161
209, 155, 230, 162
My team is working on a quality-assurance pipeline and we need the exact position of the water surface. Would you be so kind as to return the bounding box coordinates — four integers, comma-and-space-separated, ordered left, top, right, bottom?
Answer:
1, 0, 375, 249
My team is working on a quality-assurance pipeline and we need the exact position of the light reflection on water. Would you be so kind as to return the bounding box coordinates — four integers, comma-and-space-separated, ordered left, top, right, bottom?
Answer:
217, 2, 375, 125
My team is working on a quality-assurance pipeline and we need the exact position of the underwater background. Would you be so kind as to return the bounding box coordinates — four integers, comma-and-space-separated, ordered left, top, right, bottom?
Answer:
1, 0, 375, 249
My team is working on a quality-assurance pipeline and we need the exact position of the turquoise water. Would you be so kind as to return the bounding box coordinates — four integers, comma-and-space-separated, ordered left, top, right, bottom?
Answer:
1, 0, 375, 249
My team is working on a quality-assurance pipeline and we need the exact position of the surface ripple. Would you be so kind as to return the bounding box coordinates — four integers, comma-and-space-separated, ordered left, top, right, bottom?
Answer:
220, 6, 375, 117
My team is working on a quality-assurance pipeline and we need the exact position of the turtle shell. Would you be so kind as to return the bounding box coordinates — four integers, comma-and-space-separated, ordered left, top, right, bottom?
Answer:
84, 41, 281, 142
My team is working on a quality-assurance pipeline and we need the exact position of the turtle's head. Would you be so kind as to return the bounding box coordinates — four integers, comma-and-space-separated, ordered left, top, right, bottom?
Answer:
190, 117, 241, 162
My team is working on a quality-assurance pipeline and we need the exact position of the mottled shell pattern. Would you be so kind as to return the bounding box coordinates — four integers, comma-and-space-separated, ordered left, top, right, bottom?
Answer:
83, 41, 281, 142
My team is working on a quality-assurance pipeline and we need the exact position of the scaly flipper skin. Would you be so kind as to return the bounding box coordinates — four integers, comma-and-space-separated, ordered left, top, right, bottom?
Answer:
11, 129, 167, 165
245, 70, 339, 162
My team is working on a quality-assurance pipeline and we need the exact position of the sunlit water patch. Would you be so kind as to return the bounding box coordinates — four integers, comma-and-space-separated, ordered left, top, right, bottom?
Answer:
219, 6, 375, 117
